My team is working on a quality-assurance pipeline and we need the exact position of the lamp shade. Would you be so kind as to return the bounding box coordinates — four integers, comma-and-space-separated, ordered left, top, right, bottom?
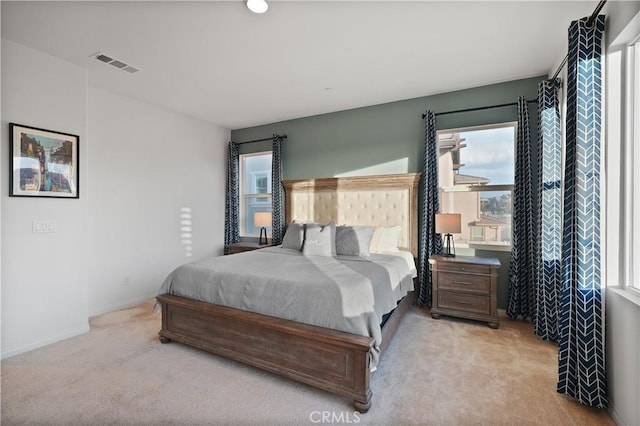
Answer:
246, 0, 268, 13
254, 212, 272, 227
435, 213, 461, 234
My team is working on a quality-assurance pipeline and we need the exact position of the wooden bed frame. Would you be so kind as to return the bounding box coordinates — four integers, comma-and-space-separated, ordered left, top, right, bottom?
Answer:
158, 173, 420, 412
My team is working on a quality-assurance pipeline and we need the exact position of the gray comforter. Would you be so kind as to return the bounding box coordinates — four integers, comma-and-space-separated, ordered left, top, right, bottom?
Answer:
158, 247, 415, 369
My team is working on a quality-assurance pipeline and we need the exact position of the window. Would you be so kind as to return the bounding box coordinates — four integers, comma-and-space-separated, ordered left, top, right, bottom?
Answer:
255, 175, 269, 194
437, 122, 516, 250
470, 226, 485, 241
605, 15, 640, 303
240, 152, 272, 236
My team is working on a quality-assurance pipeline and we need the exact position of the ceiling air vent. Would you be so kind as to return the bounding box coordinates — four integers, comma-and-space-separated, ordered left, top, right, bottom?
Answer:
96, 54, 113, 63
91, 52, 140, 74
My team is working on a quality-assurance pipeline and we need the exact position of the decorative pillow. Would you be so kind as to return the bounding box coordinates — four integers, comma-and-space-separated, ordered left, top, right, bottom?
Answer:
336, 226, 375, 256
302, 222, 337, 257
281, 222, 304, 251
370, 226, 401, 253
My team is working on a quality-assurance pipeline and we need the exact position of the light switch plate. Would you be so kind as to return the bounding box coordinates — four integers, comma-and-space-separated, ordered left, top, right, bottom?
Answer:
32, 221, 56, 233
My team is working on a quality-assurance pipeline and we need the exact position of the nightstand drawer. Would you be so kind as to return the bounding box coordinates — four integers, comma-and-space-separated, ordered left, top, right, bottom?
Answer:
437, 262, 491, 275
438, 272, 491, 294
430, 255, 500, 328
438, 291, 491, 315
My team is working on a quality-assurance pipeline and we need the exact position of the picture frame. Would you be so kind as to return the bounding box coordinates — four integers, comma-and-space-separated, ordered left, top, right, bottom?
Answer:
9, 123, 79, 198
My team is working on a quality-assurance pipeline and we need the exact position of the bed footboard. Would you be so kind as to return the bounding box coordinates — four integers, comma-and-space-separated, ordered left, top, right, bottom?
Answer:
156, 294, 375, 411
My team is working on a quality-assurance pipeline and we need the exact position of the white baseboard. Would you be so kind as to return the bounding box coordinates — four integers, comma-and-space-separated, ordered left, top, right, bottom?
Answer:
607, 400, 627, 425
2, 294, 156, 360
1, 323, 90, 360
89, 293, 156, 318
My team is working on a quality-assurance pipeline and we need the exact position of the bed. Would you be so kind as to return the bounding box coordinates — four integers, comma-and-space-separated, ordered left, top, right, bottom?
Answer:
156, 173, 420, 412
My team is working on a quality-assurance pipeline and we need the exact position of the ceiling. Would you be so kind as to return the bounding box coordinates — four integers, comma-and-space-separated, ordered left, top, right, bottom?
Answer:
1, 1, 598, 129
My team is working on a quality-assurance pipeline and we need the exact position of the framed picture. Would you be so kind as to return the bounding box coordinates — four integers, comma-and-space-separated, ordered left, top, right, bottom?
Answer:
9, 123, 79, 198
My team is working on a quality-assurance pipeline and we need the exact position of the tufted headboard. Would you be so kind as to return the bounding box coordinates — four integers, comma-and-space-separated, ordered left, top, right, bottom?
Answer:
283, 173, 420, 257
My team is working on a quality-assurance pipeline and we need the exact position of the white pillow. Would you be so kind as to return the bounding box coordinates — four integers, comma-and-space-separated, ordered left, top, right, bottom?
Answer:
370, 226, 401, 253
302, 222, 337, 257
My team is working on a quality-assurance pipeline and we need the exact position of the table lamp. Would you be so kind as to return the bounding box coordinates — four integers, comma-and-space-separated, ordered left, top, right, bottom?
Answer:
254, 212, 272, 245
435, 213, 461, 257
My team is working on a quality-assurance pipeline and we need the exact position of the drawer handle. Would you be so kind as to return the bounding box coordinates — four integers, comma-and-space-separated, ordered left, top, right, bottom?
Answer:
454, 281, 473, 285
453, 299, 473, 305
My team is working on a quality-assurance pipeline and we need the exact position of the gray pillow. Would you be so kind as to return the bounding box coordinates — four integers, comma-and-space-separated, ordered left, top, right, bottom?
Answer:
281, 223, 304, 251
302, 222, 336, 257
336, 226, 375, 256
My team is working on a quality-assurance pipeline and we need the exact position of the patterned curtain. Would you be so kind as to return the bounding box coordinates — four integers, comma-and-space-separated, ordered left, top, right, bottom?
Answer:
557, 15, 607, 408
224, 141, 240, 245
507, 97, 535, 319
534, 79, 563, 342
418, 111, 442, 306
271, 136, 285, 245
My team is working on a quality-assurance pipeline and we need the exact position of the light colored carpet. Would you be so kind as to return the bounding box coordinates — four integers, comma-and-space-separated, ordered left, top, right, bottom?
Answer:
1, 300, 613, 425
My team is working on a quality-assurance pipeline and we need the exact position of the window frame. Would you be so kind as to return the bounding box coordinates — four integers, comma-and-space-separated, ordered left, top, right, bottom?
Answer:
239, 151, 272, 237
627, 36, 640, 294
437, 122, 517, 252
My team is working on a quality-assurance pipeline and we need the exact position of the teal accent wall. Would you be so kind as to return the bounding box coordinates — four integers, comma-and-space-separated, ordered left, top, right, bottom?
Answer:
231, 76, 543, 310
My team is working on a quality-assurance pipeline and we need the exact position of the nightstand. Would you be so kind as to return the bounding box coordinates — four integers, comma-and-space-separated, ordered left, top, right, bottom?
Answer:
430, 255, 501, 328
224, 242, 273, 255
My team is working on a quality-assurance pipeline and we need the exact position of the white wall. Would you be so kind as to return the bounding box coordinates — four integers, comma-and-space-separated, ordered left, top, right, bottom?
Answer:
87, 87, 228, 315
606, 292, 640, 426
1, 39, 230, 357
1, 40, 90, 357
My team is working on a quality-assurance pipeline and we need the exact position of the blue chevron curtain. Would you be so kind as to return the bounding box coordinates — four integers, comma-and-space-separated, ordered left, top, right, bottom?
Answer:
534, 79, 563, 342
224, 141, 240, 245
557, 15, 607, 408
418, 111, 442, 306
271, 136, 285, 245
507, 98, 535, 319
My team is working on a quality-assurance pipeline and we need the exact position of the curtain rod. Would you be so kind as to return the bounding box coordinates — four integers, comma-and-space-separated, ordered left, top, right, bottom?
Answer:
421, 99, 537, 119
550, 0, 607, 81
232, 134, 287, 145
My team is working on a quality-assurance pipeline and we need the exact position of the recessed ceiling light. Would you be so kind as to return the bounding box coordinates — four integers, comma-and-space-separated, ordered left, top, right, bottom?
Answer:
246, 0, 268, 14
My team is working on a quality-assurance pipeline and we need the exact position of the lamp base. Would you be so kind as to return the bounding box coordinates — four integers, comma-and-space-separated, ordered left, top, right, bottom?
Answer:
442, 233, 456, 257
259, 227, 268, 245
